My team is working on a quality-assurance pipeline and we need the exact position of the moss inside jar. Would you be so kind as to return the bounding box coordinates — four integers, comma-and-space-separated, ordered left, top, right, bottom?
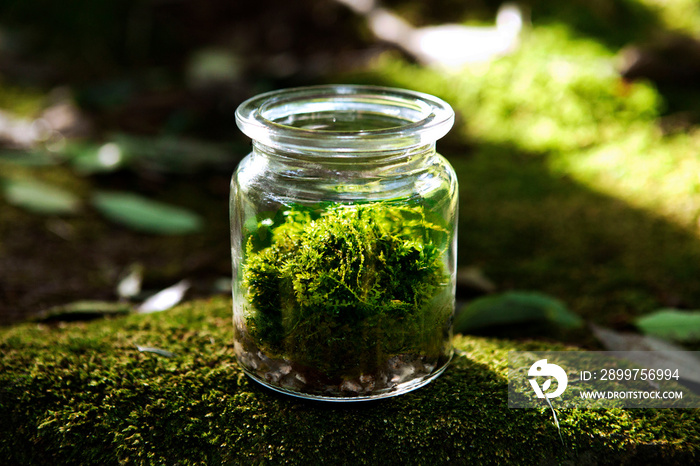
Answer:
236, 202, 453, 397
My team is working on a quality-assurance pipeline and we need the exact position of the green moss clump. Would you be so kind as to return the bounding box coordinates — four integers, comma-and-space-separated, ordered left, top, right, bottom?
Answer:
241, 203, 452, 379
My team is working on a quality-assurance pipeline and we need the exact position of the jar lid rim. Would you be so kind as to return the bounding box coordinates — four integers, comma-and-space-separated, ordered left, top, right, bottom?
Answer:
235, 85, 454, 152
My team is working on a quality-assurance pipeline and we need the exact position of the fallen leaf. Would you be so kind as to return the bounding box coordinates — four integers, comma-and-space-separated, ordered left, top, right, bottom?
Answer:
135, 345, 176, 358
454, 291, 583, 334
137, 280, 190, 313
117, 263, 144, 299
634, 309, 700, 342
92, 191, 203, 234
32, 301, 132, 322
2, 178, 80, 215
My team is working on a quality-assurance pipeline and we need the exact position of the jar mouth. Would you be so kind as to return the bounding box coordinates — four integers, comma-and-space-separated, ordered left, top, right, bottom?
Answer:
235, 85, 454, 153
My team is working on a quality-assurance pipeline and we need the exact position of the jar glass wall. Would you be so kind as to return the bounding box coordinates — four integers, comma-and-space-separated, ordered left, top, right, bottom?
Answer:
231, 85, 458, 401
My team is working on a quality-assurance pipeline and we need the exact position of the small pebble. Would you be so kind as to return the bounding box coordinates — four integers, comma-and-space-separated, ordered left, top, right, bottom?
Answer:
359, 374, 375, 392
279, 363, 292, 376
280, 373, 305, 390
265, 371, 282, 384
340, 380, 362, 393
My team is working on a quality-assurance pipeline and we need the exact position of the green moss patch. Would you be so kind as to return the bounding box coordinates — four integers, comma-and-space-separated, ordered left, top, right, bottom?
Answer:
1, 298, 698, 464
242, 203, 450, 380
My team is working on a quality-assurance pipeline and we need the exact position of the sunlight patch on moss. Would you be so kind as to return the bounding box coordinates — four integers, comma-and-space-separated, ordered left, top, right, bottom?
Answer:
367, 24, 700, 235
550, 127, 700, 230
639, 0, 700, 34
370, 25, 661, 154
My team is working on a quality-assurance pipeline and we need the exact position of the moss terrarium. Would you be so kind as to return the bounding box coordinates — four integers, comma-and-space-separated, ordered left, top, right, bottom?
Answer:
231, 85, 458, 400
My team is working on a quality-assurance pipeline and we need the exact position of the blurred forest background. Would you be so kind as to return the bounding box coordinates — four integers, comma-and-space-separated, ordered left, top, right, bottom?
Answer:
3, 0, 700, 348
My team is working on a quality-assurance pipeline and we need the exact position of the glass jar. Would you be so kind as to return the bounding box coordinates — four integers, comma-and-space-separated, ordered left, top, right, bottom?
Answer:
231, 85, 458, 401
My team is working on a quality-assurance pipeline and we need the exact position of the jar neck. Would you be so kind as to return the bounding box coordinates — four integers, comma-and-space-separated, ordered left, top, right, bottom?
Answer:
252, 140, 437, 171
243, 140, 442, 203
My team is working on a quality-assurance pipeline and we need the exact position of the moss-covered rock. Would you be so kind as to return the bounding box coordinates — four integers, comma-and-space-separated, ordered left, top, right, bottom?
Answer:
1, 297, 698, 464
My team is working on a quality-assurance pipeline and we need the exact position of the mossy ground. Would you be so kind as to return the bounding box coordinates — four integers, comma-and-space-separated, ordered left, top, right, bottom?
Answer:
1, 297, 698, 465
